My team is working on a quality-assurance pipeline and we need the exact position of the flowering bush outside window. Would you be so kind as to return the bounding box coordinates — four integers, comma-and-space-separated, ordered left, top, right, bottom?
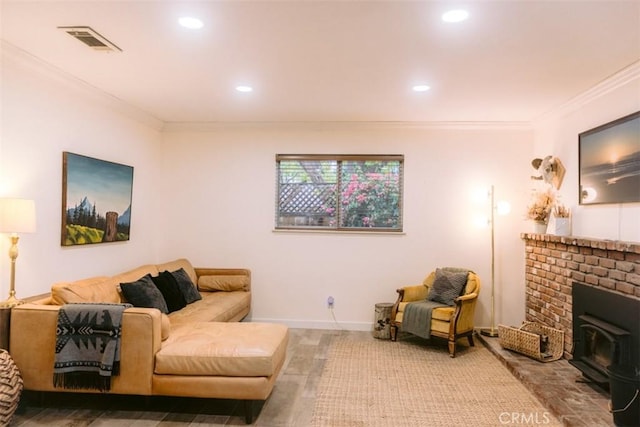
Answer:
340, 168, 400, 228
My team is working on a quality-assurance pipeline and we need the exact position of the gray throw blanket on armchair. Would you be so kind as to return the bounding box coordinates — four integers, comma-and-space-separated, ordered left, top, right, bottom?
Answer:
54, 302, 130, 391
402, 300, 448, 339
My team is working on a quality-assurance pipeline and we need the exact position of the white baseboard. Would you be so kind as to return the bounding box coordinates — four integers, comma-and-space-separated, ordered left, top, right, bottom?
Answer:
249, 317, 374, 331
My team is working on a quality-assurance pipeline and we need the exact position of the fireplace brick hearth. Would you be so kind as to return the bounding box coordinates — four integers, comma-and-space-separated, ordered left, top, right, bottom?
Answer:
521, 233, 640, 358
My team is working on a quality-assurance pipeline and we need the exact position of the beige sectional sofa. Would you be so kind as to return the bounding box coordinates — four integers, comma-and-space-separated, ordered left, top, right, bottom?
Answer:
9, 258, 289, 423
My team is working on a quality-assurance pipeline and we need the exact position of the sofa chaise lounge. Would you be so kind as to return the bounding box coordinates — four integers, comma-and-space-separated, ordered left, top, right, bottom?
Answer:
9, 258, 288, 423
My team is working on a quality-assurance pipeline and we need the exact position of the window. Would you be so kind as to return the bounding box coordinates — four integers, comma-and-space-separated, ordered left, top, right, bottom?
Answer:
276, 154, 403, 231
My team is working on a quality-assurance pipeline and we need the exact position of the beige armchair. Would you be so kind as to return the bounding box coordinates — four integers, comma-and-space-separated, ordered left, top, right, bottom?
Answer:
390, 269, 481, 357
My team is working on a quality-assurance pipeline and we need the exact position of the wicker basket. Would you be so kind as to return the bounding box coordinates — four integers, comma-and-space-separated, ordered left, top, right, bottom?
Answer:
0, 349, 23, 425
498, 322, 564, 362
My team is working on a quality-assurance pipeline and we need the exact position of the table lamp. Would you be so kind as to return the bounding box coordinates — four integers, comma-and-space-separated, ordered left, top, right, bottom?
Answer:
0, 198, 36, 307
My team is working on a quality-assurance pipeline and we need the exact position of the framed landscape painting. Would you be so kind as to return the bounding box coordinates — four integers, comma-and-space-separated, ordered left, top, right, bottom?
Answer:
579, 111, 640, 205
61, 152, 134, 246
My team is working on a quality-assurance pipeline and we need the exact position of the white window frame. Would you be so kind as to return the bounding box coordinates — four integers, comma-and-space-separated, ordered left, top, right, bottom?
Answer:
275, 154, 404, 232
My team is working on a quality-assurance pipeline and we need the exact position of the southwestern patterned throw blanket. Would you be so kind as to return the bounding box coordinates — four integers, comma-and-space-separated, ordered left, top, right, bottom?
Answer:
54, 303, 130, 392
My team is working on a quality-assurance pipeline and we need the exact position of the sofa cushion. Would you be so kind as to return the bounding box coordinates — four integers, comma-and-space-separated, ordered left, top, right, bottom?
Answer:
151, 272, 187, 313
427, 268, 469, 306
170, 268, 202, 304
120, 274, 169, 314
50, 276, 115, 305
50, 265, 161, 305
156, 259, 197, 285
115, 264, 160, 284
155, 322, 288, 377
198, 275, 249, 292
168, 291, 250, 324
160, 313, 171, 341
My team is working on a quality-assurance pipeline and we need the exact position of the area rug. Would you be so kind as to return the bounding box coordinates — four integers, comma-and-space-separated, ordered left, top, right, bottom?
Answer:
311, 334, 562, 427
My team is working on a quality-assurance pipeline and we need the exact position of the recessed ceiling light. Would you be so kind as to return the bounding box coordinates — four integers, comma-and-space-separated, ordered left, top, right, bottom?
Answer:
236, 85, 253, 93
412, 85, 431, 92
179, 17, 204, 29
442, 9, 469, 23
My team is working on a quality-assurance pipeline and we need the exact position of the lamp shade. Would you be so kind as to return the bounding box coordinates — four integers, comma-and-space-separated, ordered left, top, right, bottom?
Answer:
0, 198, 36, 233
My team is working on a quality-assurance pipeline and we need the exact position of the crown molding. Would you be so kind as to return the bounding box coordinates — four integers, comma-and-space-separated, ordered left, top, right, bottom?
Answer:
1, 41, 164, 131
162, 120, 533, 133
532, 60, 640, 126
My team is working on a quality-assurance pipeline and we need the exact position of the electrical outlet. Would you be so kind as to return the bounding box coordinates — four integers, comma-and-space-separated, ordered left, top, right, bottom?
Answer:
327, 296, 334, 309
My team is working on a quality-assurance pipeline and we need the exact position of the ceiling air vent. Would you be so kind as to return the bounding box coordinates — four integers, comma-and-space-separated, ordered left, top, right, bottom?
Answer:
58, 26, 122, 52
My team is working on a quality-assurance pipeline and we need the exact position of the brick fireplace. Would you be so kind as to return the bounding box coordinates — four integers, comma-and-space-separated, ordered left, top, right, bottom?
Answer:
521, 233, 640, 359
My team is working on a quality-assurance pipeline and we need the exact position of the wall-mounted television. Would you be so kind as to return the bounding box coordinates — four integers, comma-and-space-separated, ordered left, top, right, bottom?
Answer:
579, 111, 640, 205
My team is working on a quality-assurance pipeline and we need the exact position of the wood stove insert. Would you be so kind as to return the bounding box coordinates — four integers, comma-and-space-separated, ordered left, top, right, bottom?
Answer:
570, 282, 640, 390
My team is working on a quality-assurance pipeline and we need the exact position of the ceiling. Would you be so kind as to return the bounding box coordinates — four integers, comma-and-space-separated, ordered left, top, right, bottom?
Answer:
1, 1, 639, 124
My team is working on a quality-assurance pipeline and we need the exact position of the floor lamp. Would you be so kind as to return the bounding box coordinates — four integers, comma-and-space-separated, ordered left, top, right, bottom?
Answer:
0, 198, 36, 308
480, 185, 509, 337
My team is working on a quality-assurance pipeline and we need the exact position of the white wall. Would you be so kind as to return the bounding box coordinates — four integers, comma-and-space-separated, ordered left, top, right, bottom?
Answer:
5, 39, 635, 334
1, 42, 535, 333
0, 44, 163, 299
533, 65, 640, 242
160, 124, 534, 330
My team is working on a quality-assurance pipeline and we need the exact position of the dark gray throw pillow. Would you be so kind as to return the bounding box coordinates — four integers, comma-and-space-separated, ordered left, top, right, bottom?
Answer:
151, 271, 187, 313
426, 268, 469, 306
120, 274, 169, 314
170, 268, 202, 304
